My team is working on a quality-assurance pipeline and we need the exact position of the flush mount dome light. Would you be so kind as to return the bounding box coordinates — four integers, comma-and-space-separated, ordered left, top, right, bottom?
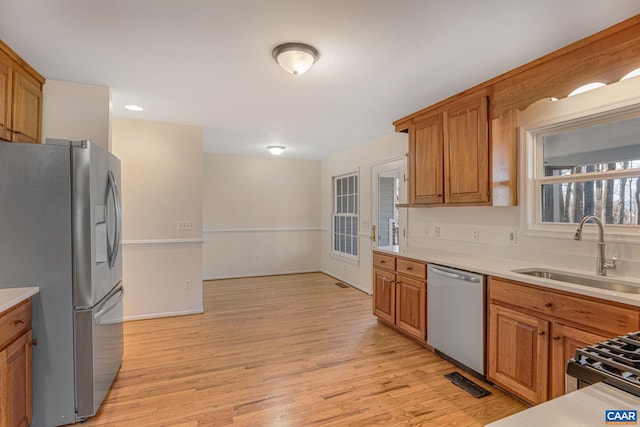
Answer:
125, 104, 144, 111
272, 42, 319, 75
267, 146, 285, 155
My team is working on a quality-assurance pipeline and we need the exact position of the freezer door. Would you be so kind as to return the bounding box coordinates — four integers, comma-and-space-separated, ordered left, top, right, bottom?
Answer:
74, 282, 124, 420
64, 140, 122, 308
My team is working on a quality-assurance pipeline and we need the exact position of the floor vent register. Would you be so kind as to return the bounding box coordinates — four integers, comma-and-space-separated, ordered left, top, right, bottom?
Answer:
444, 372, 491, 398
334, 282, 348, 288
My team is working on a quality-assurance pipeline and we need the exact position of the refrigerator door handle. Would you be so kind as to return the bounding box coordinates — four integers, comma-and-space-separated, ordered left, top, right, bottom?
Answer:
94, 287, 125, 323
106, 170, 122, 270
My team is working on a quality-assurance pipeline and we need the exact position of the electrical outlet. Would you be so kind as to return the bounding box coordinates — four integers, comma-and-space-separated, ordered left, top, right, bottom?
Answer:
177, 220, 192, 231
424, 227, 428, 237
472, 228, 479, 241
434, 226, 440, 237
508, 230, 517, 244
185, 280, 192, 290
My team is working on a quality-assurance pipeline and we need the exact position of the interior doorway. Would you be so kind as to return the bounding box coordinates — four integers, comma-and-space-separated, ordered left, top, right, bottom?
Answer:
371, 158, 407, 249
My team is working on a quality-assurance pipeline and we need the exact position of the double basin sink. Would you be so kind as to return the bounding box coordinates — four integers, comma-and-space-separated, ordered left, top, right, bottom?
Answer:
512, 268, 640, 294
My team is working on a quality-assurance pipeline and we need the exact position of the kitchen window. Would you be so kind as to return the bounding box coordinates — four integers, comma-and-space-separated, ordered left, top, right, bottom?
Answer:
332, 172, 358, 258
530, 110, 640, 233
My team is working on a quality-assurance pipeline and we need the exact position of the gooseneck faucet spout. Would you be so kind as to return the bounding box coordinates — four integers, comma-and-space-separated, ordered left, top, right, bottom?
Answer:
574, 215, 617, 276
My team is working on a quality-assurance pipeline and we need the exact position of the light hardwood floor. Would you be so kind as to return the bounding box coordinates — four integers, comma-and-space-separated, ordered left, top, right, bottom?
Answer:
81, 273, 527, 426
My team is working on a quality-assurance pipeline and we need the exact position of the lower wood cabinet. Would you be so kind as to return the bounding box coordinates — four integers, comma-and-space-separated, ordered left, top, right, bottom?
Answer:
548, 323, 607, 399
0, 299, 33, 427
372, 252, 427, 342
395, 275, 426, 339
487, 277, 640, 405
373, 268, 395, 324
488, 304, 549, 404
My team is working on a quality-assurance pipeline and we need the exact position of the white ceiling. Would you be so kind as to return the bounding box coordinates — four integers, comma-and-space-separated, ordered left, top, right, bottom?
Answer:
1, 1, 639, 160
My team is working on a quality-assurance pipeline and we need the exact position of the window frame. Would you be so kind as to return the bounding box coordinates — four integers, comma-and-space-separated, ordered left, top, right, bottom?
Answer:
331, 171, 359, 260
523, 105, 640, 242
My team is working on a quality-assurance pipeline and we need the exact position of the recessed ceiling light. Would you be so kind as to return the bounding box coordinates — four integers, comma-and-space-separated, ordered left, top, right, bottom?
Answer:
125, 105, 144, 112
267, 146, 285, 155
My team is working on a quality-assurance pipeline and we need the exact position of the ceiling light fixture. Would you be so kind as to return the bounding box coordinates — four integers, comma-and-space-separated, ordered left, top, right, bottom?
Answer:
267, 146, 285, 156
272, 42, 319, 75
125, 104, 144, 112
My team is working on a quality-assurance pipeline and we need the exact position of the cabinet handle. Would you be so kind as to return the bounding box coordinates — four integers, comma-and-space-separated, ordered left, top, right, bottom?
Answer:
14, 319, 25, 325
552, 336, 560, 341
538, 330, 545, 336
407, 267, 413, 270
31, 339, 38, 346
544, 302, 552, 308
380, 260, 386, 264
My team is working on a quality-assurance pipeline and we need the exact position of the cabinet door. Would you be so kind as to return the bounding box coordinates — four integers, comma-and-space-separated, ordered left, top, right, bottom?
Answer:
11, 70, 42, 144
444, 95, 489, 204
373, 269, 395, 324
395, 275, 426, 340
488, 304, 549, 405
0, 55, 11, 142
0, 330, 32, 427
549, 324, 606, 399
410, 114, 443, 205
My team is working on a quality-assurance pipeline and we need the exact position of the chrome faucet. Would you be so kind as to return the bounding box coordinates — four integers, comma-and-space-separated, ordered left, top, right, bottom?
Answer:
573, 214, 617, 276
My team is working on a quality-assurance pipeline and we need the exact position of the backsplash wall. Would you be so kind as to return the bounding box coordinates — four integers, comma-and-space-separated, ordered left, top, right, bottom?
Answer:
407, 206, 640, 278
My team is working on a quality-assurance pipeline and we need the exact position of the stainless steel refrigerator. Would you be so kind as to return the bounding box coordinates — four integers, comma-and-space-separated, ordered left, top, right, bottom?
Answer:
0, 139, 124, 426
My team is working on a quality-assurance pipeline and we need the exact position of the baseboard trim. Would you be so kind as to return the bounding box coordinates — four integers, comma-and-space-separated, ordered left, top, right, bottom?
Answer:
124, 307, 204, 322
320, 269, 371, 295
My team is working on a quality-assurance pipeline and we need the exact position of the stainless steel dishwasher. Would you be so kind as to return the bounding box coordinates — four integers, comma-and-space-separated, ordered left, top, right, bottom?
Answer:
427, 264, 485, 376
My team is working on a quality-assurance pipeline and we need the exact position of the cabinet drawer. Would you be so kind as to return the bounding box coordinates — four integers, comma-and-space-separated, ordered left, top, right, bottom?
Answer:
396, 258, 426, 279
489, 277, 640, 335
0, 299, 31, 349
373, 253, 395, 270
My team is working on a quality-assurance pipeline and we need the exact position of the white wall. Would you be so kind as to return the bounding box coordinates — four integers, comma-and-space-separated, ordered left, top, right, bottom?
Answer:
320, 133, 408, 293
111, 119, 204, 320
41, 80, 111, 151
202, 154, 321, 279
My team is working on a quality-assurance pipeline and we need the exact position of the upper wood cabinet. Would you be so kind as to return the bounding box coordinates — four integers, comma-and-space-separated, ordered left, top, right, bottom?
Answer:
0, 40, 45, 144
396, 15, 640, 208
408, 90, 490, 206
444, 94, 489, 204
410, 113, 443, 205
0, 56, 12, 142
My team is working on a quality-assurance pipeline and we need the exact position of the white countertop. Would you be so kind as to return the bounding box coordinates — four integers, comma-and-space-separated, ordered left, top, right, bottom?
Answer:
486, 382, 640, 426
376, 245, 640, 306
0, 287, 39, 313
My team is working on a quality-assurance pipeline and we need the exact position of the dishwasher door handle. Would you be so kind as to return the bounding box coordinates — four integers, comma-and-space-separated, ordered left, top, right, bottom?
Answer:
428, 266, 481, 283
